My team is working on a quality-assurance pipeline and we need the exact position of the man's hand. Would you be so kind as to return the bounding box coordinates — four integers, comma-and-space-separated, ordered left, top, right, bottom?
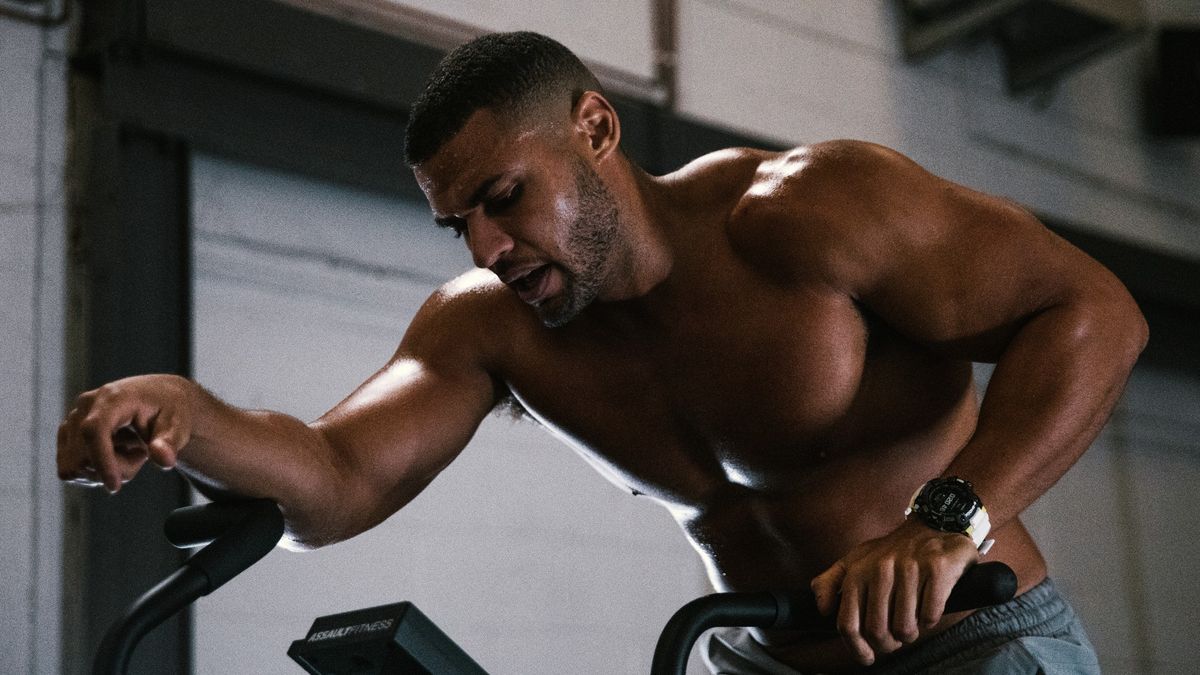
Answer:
810, 520, 980, 666
57, 374, 194, 493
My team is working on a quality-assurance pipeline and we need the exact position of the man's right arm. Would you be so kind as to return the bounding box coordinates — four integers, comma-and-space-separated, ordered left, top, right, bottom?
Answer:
57, 273, 506, 549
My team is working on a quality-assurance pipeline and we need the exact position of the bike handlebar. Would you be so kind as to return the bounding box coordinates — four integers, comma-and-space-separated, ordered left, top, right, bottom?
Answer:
650, 560, 1018, 675
163, 499, 286, 589
92, 499, 1018, 675
92, 499, 284, 675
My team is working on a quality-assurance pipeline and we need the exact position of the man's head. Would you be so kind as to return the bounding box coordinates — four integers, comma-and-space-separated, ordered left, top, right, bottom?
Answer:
404, 31, 603, 168
406, 32, 631, 328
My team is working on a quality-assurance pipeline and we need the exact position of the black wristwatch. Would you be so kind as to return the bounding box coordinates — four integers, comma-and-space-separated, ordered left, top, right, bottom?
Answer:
905, 476, 994, 553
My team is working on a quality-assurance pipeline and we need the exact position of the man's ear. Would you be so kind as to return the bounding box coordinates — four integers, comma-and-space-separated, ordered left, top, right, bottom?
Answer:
572, 91, 621, 162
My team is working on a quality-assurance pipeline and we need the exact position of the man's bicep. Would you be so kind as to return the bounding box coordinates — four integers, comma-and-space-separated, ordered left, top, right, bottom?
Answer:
308, 354, 495, 535
736, 141, 1098, 359
310, 282, 503, 523
318, 355, 494, 471
851, 163, 1108, 361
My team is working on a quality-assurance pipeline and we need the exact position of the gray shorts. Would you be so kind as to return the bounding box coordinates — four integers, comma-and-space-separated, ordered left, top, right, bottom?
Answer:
700, 578, 1100, 674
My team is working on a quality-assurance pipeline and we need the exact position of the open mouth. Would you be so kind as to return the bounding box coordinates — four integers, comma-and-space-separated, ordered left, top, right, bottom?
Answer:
510, 265, 552, 304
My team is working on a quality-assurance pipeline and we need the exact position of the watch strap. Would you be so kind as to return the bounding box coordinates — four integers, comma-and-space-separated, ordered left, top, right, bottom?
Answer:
965, 504, 992, 550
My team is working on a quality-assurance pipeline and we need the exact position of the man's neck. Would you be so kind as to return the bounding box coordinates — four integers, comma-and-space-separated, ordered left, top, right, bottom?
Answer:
597, 158, 677, 302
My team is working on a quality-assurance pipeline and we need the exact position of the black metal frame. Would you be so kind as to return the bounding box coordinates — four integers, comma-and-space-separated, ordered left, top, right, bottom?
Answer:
67, 1, 1200, 673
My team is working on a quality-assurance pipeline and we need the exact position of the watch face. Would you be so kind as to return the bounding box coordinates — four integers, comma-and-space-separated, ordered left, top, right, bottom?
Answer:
918, 478, 979, 532
927, 483, 972, 517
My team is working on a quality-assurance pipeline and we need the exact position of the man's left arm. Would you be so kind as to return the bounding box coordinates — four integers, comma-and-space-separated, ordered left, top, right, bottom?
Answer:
800, 141, 1148, 665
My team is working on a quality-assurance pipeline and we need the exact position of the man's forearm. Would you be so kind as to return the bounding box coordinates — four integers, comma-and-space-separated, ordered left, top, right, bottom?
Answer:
176, 381, 358, 548
944, 296, 1147, 528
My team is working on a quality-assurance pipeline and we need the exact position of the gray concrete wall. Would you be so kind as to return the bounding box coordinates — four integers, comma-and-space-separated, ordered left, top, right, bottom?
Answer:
672, 0, 1200, 260
0, 11, 68, 675
395, 0, 657, 80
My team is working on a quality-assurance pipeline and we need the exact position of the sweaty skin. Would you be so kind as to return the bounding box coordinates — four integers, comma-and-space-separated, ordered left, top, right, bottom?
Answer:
58, 93, 1147, 672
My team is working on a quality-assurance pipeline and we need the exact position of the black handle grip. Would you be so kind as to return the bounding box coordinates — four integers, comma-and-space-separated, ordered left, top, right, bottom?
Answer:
164, 500, 266, 548
771, 560, 1017, 630
944, 560, 1018, 614
651, 561, 1017, 675
180, 499, 285, 593
93, 499, 284, 675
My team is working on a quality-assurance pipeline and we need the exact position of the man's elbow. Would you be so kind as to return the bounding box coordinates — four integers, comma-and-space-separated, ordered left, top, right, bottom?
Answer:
280, 465, 423, 552
1108, 286, 1149, 364
1077, 286, 1148, 368
278, 501, 379, 551
279, 532, 328, 552
277, 499, 360, 551
1127, 305, 1150, 359
276, 450, 376, 551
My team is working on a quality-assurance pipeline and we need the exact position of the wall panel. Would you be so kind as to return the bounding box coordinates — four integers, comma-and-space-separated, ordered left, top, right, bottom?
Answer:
676, 0, 1200, 261
391, 0, 657, 80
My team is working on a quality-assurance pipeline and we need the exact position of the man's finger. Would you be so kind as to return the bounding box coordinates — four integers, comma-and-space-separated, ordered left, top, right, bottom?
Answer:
837, 579, 874, 665
67, 466, 103, 487
79, 413, 121, 493
864, 563, 902, 655
811, 561, 847, 617
57, 408, 88, 480
919, 558, 957, 628
147, 412, 186, 469
56, 417, 72, 480
891, 559, 921, 644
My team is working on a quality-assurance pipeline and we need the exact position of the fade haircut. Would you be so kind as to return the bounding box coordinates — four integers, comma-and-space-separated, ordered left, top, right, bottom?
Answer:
403, 31, 603, 167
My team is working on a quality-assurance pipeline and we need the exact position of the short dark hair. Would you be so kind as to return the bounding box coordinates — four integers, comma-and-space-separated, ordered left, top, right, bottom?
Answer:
403, 31, 602, 166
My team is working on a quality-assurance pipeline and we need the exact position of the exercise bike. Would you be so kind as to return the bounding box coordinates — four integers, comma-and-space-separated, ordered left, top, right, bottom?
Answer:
93, 500, 1017, 675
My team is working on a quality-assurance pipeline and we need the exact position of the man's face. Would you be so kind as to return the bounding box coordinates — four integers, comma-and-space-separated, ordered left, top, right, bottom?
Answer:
414, 108, 621, 327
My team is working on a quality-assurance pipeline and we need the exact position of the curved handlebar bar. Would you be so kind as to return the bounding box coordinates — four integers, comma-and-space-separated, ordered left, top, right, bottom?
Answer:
163, 500, 285, 589
93, 499, 1016, 675
92, 499, 284, 675
650, 560, 1018, 675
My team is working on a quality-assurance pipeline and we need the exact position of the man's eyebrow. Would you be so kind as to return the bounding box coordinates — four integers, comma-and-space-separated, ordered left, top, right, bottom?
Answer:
432, 173, 507, 227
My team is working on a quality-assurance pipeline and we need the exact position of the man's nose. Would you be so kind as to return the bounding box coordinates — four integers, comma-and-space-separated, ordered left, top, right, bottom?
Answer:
467, 216, 515, 270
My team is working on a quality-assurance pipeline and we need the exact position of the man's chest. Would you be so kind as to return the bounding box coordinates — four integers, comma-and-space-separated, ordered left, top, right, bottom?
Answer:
502, 282, 875, 497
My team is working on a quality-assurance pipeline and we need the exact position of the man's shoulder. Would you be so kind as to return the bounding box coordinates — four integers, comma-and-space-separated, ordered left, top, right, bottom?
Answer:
423, 269, 530, 327
431, 268, 508, 302
734, 139, 908, 215
723, 139, 913, 286
405, 269, 535, 365
669, 140, 902, 215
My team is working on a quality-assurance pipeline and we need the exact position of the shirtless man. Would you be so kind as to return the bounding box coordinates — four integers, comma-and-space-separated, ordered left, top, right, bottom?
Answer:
58, 32, 1147, 673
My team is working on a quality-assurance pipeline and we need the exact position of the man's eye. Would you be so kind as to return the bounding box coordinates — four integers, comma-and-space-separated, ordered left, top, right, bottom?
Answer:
487, 184, 522, 213
437, 220, 466, 238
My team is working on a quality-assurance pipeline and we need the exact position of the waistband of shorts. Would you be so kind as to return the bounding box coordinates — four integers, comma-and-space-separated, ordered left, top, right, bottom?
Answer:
870, 577, 1074, 674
